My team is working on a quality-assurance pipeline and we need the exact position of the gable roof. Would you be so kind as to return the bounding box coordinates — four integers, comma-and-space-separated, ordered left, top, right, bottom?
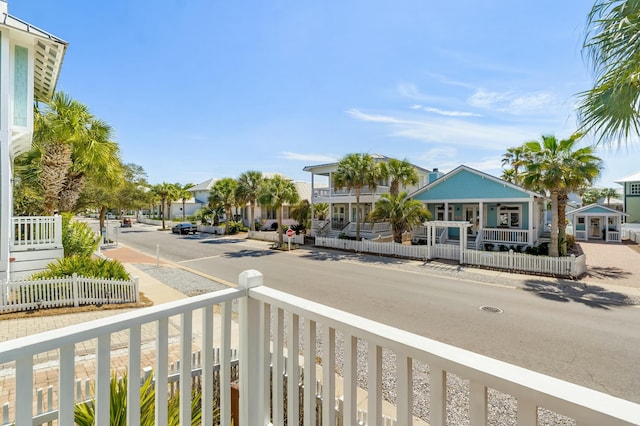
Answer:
615, 171, 640, 184
410, 165, 546, 200
189, 178, 216, 192
567, 203, 629, 216
1, 3, 67, 101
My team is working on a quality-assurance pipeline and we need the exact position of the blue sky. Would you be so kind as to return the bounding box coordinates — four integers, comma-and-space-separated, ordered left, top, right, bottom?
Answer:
14, 1, 639, 188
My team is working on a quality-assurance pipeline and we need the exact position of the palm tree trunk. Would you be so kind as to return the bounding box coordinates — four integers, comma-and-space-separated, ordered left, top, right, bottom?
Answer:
250, 203, 256, 231
355, 193, 361, 240
182, 201, 186, 220
161, 200, 166, 230
549, 190, 559, 257
558, 191, 568, 256
278, 205, 284, 245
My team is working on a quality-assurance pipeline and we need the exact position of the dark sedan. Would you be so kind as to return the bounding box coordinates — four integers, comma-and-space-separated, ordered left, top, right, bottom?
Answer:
171, 222, 198, 235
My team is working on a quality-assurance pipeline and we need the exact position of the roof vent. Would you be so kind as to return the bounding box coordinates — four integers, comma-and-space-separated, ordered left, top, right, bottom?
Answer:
433, 168, 439, 173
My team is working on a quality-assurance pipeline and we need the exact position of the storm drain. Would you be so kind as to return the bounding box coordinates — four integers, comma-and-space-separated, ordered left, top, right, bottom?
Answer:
479, 305, 503, 314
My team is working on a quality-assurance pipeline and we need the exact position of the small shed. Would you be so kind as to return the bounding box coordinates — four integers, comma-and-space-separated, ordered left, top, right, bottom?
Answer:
567, 204, 628, 243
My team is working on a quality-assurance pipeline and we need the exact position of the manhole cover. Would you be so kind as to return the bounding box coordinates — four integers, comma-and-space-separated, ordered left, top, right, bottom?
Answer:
479, 305, 503, 314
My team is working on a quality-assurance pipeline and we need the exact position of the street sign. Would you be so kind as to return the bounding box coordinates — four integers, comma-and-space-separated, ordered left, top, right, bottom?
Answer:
286, 228, 294, 238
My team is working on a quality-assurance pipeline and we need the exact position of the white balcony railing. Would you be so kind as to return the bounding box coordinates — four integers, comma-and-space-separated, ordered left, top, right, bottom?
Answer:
481, 227, 529, 244
314, 186, 391, 198
10, 216, 63, 251
0, 270, 638, 426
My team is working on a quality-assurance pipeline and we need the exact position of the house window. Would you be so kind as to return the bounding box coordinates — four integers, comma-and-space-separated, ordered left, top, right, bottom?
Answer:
498, 205, 521, 228
631, 183, 640, 195
435, 205, 453, 221
266, 208, 277, 220
578, 217, 585, 224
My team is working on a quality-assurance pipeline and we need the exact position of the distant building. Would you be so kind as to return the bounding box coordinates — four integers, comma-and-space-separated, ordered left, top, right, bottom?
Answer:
615, 171, 640, 223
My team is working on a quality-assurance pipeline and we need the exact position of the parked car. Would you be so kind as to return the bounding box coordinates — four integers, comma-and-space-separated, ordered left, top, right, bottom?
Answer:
172, 222, 198, 235
121, 217, 132, 228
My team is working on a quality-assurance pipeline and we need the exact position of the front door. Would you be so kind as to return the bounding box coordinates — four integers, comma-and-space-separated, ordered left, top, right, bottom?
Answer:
590, 217, 601, 239
464, 205, 478, 236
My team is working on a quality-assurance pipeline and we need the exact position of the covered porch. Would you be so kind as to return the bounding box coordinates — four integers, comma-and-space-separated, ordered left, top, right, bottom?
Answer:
417, 200, 544, 249
567, 204, 628, 243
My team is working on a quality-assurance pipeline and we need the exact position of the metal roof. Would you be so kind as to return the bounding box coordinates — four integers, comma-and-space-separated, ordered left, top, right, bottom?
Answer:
0, 3, 67, 101
615, 171, 640, 184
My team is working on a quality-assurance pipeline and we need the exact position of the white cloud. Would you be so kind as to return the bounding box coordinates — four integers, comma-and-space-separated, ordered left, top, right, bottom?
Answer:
467, 88, 558, 115
348, 108, 535, 150
280, 152, 337, 162
409, 104, 422, 109
346, 109, 404, 124
423, 106, 482, 117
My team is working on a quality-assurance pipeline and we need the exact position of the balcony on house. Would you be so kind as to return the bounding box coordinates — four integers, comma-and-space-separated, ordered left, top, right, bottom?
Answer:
314, 185, 391, 199
0, 270, 637, 426
8, 216, 64, 280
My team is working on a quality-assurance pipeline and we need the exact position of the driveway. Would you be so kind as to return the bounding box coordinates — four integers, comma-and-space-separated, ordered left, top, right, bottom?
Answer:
578, 240, 640, 289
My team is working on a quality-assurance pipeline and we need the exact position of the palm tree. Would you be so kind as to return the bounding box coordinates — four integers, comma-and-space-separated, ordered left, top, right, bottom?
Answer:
501, 145, 529, 186
290, 199, 311, 230
235, 171, 263, 231
209, 178, 238, 235
313, 202, 329, 220
601, 187, 620, 206
33, 92, 122, 214
368, 192, 431, 243
258, 175, 300, 245
580, 188, 603, 206
333, 153, 379, 240
578, 0, 640, 146
151, 182, 178, 230
379, 158, 418, 197
520, 134, 602, 257
177, 183, 194, 221
501, 168, 517, 184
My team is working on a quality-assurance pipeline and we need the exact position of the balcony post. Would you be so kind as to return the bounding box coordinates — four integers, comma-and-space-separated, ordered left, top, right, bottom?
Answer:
239, 269, 265, 426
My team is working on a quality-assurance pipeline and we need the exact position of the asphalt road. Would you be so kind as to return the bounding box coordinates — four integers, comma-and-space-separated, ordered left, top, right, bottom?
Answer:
101, 220, 640, 403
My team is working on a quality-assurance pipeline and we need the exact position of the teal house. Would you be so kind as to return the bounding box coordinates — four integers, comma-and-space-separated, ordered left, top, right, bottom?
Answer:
615, 171, 640, 224
566, 204, 626, 243
410, 165, 547, 250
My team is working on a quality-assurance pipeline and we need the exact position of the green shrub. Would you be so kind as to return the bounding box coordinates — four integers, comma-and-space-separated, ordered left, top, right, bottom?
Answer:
74, 370, 206, 426
31, 256, 131, 280
62, 214, 99, 257
226, 221, 245, 235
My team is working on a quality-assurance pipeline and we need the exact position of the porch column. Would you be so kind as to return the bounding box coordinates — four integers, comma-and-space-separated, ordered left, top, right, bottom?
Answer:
426, 223, 432, 259
528, 197, 534, 245
459, 224, 465, 263
478, 202, 484, 238
444, 203, 449, 220
310, 173, 315, 223
329, 172, 334, 196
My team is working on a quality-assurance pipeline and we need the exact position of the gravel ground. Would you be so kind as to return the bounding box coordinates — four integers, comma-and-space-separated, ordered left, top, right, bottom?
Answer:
139, 263, 580, 425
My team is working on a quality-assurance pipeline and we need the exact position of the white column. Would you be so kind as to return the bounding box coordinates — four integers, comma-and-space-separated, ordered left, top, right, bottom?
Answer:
0, 32, 12, 281
239, 270, 265, 426
528, 197, 534, 245
310, 173, 315, 224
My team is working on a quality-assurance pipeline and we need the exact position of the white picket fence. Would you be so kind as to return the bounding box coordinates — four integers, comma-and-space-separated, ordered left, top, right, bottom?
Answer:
249, 230, 305, 245
0, 274, 139, 313
314, 237, 587, 278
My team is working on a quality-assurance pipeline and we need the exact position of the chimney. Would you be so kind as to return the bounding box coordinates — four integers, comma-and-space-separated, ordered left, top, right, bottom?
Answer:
0, 1, 7, 16
433, 168, 439, 173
